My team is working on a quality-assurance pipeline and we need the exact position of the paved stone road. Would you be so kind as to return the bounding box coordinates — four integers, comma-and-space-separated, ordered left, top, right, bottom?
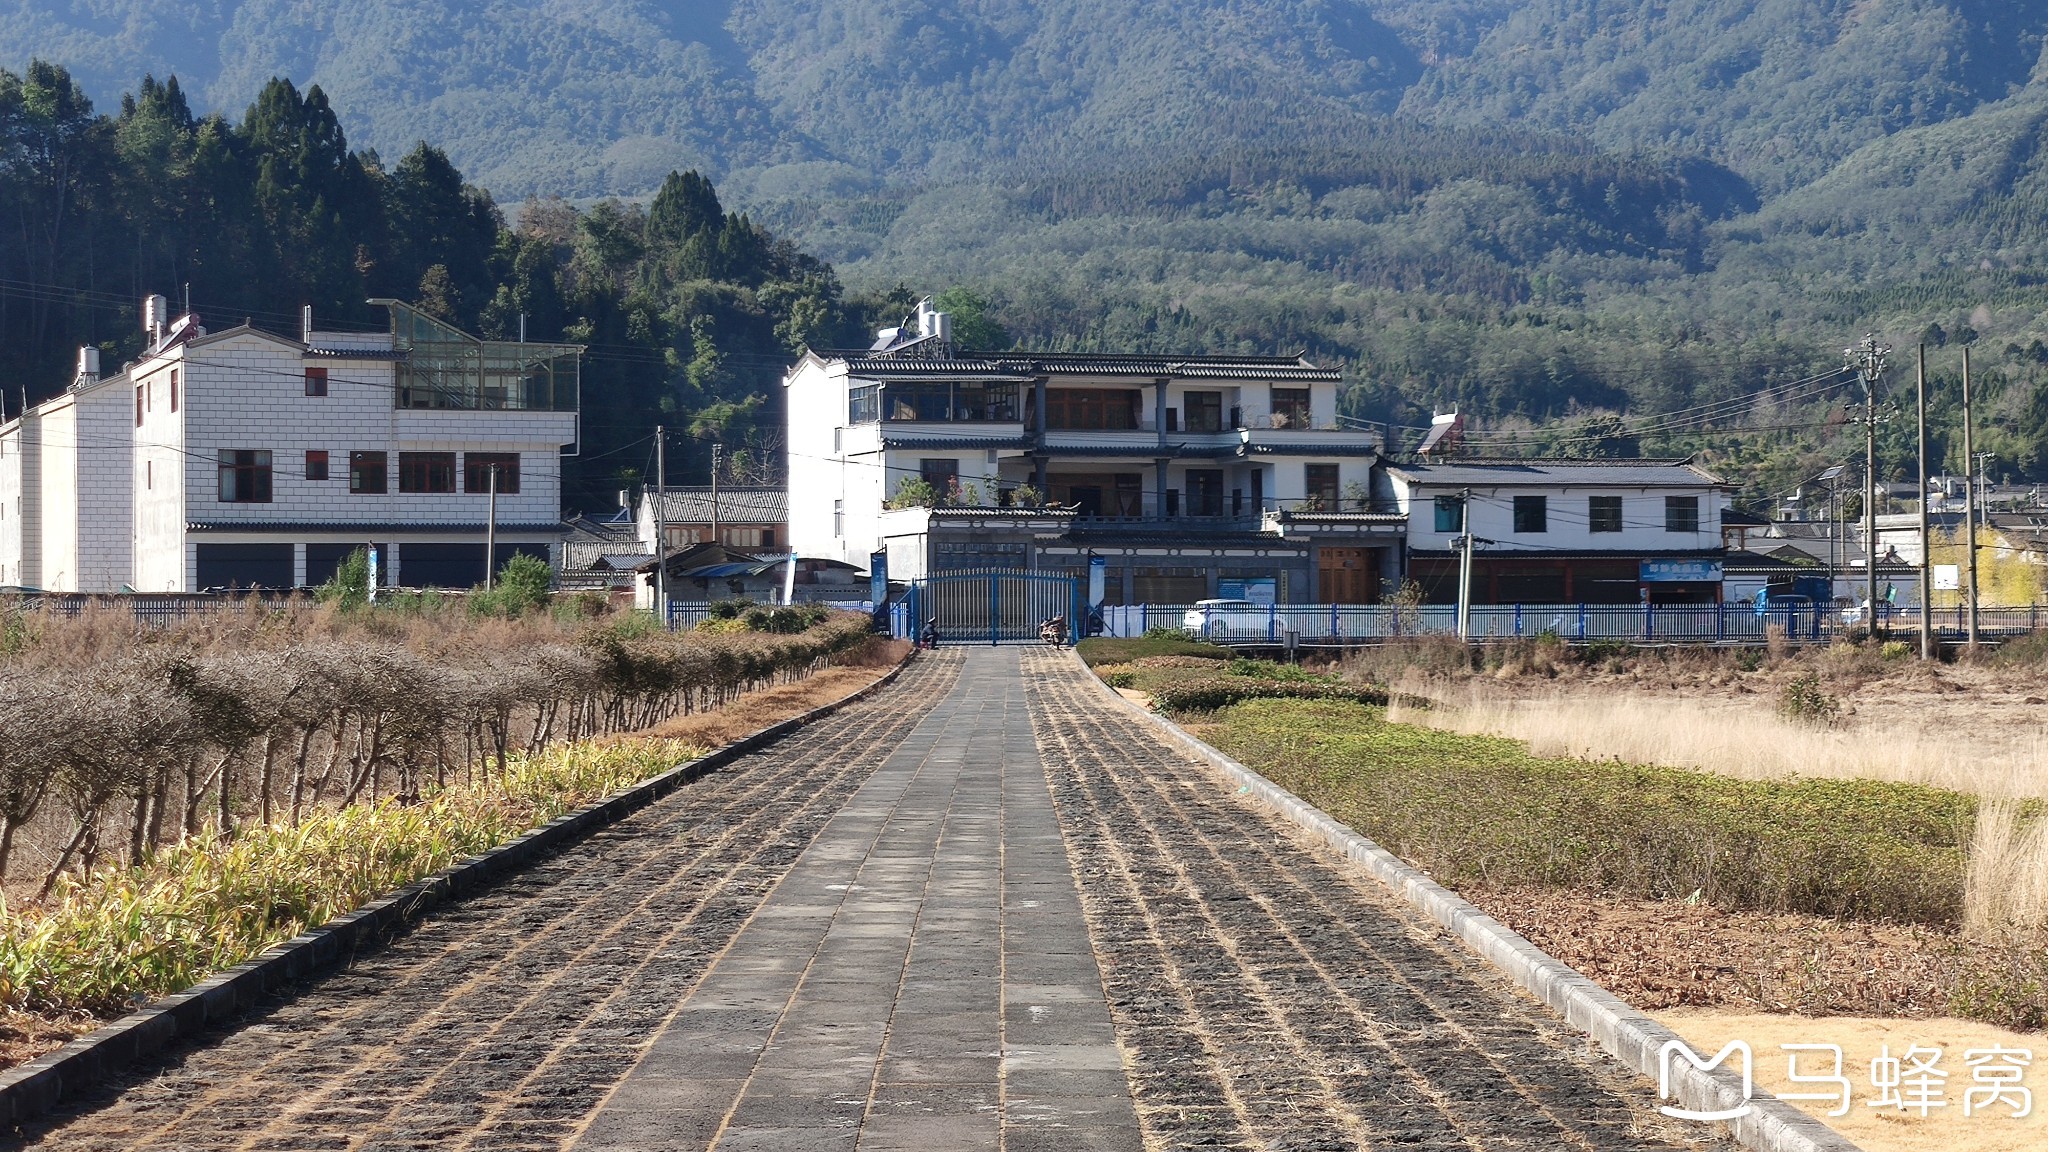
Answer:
18, 647, 1733, 1152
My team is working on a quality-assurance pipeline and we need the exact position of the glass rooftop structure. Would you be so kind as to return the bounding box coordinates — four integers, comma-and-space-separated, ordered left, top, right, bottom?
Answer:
370, 300, 581, 412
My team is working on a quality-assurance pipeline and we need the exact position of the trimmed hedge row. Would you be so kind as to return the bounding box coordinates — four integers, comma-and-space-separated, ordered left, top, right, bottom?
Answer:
1149, 676, 1387, 713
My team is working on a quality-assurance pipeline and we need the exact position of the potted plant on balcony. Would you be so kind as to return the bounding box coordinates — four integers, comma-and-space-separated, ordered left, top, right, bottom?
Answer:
887, 477, 939, 508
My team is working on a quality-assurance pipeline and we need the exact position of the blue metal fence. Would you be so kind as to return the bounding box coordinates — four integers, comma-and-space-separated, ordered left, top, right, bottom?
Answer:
1092, 602, 2048, 646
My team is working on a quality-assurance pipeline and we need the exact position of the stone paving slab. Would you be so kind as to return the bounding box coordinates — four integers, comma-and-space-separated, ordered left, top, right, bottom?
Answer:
575, 647, 1140, 1152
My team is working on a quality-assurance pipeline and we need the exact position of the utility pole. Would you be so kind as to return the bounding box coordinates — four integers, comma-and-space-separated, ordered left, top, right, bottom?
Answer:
484, 464, 498, 591
1962, 351, 1979, 646
1456, 488, 1475, 641
711, 442, 723, 548
1916, 345, 1932, 659
654, 425, 667, 627
1846, 335, 1892, 635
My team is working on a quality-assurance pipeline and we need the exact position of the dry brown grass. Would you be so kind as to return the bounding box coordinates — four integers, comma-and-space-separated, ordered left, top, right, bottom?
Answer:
1386, 650, 2048, 945
1388, 683, 2048, 799
631, 642, 908, 748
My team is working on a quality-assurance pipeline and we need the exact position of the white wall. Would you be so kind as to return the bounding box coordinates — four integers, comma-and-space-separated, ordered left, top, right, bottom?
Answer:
1397, 479, 1723, 553
36, 402, 79, 591
0, 418, 25, 587
135, 359, 188, 592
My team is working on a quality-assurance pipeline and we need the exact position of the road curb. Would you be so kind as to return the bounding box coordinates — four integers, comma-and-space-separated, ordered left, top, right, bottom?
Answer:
1074, 654, 1861, 1152
0, 650, 917, 1129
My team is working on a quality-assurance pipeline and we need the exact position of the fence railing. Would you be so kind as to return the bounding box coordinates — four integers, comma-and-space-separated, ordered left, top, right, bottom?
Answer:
1087, 602, 2048, 646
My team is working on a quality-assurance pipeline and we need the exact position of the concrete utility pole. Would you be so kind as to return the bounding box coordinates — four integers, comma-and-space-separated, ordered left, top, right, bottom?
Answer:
654, 425, 667, 627
1962, 351, 1979, 646
711, 442, 723, 547
1845, 335, 1892, 634
1456, 488, 1475, 641
1916, 345, 1932, 659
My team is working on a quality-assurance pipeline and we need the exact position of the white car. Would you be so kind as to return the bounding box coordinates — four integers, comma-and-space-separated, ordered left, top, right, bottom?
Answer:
1183, 598, 1272, 640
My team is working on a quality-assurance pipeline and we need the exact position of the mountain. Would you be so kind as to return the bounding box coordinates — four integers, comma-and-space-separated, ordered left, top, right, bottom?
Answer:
16, 1, 2048, 495
9, 0, 2045, 202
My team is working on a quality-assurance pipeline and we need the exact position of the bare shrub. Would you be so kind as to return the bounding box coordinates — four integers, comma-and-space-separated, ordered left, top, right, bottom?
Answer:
0, 600, 871, 897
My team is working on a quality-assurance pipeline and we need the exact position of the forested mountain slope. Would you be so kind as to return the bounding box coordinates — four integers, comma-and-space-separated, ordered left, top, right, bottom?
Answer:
14, 2, 2048, 499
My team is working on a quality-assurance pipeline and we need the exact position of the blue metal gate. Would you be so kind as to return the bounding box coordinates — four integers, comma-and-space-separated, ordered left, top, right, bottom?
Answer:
903, 569, 1086, 646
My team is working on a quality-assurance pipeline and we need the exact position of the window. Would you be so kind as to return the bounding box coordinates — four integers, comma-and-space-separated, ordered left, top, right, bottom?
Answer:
1305, 464, 1340, 510
304, 366, 328, 397
464, 452, 520, 494
919, 458, 960, 496
1433, 494, 1465, 533
135, 384, 144, 427
399, 451, 457, 493
833, 499, 844, 537
848, 385, 879, 424
832, 427, 843, 453
1513, 495, 1548, 533
305, 450, 329, 481
349, 451, 388, 494
145, 460, 152, 490
1665, 495, 1700, 533
1271, 387, 1312, 428
1183, 391, 1223, 433
1589, 495, 1623, 533
169, 369, 179, 413
1046, 388, 1141, 430
1187, 469, 1224, 516
217, 450, 272, 503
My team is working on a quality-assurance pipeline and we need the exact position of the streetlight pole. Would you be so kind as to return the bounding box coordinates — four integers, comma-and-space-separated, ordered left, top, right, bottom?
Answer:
1962, 351, 1979, 646
654, 425, 667, 626
1916, 345, 1932, 659
1845, 335, 1892, 634
1456, 488, 1474, 641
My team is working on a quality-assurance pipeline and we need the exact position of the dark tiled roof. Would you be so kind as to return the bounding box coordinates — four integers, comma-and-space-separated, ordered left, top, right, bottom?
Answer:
187, 521, 562, 534
819, 349, 1338, 382
650, 487, 787, 524
1406, 547, 1725, 561
1389, 459, 1724, 487
881, 435, 1032, 450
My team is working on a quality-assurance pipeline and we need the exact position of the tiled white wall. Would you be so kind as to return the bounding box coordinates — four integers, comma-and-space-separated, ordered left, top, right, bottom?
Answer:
0, 419, 26, 587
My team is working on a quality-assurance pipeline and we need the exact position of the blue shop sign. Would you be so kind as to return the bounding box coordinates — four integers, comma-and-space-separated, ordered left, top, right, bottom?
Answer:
1640, 559, 1723, 583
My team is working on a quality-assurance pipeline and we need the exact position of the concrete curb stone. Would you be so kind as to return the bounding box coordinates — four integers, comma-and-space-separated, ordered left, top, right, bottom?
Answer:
1073, 652, 1860, 1152
0, 649, 917, 1129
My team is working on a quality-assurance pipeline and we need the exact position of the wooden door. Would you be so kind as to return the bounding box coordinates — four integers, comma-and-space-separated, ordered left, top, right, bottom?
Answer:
1318, 547, 1380, 603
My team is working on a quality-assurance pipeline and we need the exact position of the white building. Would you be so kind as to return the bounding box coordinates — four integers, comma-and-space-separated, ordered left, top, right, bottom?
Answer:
784, 302, 1398, 603
1384, 459, 1732, 604
1, 348, 133, 592
1, 298, 580, 593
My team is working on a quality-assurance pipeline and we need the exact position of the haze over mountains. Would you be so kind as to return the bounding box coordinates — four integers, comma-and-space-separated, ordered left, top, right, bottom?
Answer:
14, 0, 2048, 487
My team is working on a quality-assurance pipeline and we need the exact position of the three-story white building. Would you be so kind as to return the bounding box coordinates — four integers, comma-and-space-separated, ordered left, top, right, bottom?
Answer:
785, 303, 1399, 603
1, 299, 580, 593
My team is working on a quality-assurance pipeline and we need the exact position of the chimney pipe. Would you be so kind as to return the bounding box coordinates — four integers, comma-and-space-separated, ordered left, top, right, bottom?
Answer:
302, 304, 313, 343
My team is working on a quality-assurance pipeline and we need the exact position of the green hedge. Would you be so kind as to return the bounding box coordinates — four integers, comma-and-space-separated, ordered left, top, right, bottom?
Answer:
1205, 698, 1974, 925
1149, 677, 1387, 713
1076, 636, 1232, 666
